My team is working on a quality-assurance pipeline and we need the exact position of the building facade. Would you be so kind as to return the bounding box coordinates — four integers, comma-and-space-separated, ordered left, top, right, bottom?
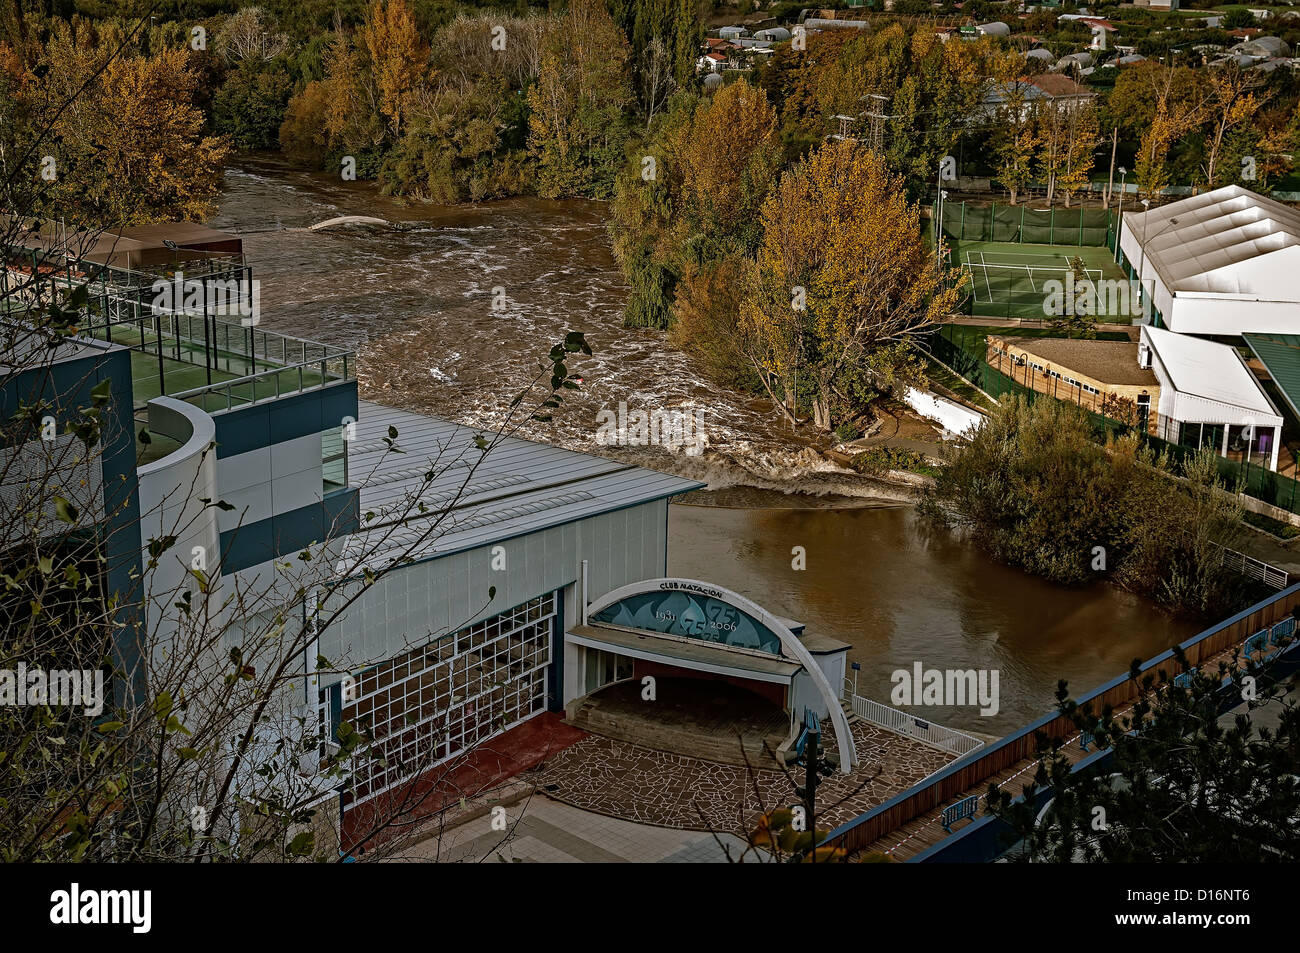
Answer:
4, 221, 858, 855
986, 334, 1160, 433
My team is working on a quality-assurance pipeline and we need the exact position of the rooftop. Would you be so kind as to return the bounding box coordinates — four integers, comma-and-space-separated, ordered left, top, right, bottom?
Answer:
1122, 185, 1300, 302
3, 216, 243, 273
338, 400, 704, 570
1144, 326, 1279, 417
981, 74, 1094, 110
1243, 333, 1300, 420
993, 335, 1157, 387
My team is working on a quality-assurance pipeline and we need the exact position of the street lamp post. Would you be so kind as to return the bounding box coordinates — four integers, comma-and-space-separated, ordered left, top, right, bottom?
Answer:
1113, 165, 1127, 260
936, 189, 949, 272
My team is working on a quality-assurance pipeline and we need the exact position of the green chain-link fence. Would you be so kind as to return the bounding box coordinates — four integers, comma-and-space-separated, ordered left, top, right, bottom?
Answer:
935, 202, 1116, 247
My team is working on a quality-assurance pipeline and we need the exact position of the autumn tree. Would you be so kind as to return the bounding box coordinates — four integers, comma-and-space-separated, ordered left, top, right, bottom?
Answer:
760, 24, 999, 194
359, 0, 429, 138
1124, 63, 1207, 199
215, 6, 289, 63
1200, 65, 1266, 188
314, 31, 388, 171
673, 78, 782, 263
279, 78, 332, 163
528, 0, 632, 199
381, 15, 542, 202
639, 35, 676, 130
609, 79, 781, 330
1037, 96, 1099, 207
988, 59, 1041, 204
36, 37, 229, 225
607, 96, 688, 330
664, 80, 782, 370
741, 140, 959, 431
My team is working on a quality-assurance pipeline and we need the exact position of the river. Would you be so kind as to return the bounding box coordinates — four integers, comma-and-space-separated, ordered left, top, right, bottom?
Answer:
213, 155, 1201, 734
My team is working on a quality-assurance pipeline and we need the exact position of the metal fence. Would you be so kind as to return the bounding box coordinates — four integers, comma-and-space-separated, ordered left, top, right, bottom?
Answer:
1220, 547, 1289, 590
847, 690, 986, 759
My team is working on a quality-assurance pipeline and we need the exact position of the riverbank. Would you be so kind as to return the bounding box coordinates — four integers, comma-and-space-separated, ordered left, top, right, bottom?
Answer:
215, 153, 957, 502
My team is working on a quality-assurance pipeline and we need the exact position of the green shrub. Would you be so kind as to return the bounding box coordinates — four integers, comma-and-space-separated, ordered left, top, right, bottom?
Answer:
918, 395, 1251, 615
851, 445, 941, 477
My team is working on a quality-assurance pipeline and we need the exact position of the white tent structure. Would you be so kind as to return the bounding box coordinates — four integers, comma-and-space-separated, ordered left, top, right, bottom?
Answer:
1119, 186, 1300, 336
1141, 326, 1282, 470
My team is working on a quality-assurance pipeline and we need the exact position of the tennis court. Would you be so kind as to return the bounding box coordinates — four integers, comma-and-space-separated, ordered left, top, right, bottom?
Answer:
951, 241, 1130, 321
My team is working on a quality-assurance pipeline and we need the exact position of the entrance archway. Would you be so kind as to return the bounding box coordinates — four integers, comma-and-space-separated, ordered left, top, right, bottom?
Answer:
581, 577, 856, 772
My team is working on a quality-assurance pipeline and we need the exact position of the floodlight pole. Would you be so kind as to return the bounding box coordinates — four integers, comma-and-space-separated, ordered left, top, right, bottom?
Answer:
1113, 166, 1127, 260
936, 168, 943, 271
936, 182, 949, 274
1136, 198, 1151, 292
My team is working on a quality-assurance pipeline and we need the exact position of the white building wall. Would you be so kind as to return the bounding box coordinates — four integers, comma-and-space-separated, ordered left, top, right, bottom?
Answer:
1142, 328, 1282, 469
903, 387, 985, 436
1164, 295, 1300, 336
136, 397, 222, 648
215, 432, 324, 535
316, 499, 669, 680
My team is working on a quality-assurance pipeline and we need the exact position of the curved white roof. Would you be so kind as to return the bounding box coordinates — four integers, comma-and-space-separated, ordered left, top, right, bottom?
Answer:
1122, 185, 1300, 302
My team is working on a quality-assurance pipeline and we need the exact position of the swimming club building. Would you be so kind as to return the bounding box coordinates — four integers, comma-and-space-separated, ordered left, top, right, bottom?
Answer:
2, 221, 857, 851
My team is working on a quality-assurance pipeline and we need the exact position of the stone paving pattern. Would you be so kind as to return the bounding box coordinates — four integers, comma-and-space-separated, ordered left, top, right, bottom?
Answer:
536, 721, 955, 835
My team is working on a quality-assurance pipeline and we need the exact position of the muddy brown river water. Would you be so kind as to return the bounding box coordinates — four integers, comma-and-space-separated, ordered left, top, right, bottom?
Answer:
213, 155, 1200, 733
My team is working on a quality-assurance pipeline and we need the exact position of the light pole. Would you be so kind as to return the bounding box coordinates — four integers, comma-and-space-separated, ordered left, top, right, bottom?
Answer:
936, 189, 949, 272
936, 157, 945, 271
1113, 165, 1127, 260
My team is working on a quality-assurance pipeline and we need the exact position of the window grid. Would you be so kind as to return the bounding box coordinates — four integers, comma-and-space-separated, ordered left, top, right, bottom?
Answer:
326, 592, 556, 803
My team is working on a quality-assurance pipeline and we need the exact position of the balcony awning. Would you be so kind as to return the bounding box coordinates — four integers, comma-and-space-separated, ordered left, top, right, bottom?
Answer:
566, 624, 802, 684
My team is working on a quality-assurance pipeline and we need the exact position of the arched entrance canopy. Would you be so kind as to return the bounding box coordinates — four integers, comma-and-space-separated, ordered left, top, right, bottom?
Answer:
586, 578, 856, 773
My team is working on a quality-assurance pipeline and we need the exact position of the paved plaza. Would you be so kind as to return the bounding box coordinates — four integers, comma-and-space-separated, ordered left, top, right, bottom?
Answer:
534, 720, 955, 833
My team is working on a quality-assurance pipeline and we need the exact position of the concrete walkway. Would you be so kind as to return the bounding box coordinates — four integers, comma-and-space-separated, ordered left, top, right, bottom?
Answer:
391, 795, 750, 863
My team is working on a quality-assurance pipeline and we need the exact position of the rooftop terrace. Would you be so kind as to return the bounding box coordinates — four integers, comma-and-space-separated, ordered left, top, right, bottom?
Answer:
3, 225, 354, 466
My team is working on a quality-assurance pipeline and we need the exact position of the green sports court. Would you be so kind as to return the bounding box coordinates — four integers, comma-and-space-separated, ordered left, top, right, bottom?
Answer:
948, 241, 1131, 321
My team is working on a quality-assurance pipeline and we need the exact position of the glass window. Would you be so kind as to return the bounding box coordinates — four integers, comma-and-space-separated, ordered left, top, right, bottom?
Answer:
322, 425, 348, 492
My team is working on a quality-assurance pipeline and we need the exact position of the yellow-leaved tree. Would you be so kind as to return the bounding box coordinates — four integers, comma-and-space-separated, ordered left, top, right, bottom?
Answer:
987, 53, 1041, 206
36, 35, 228, 225
1135, 66, 1207, 200
1037, 96, 1099, 208
741, 140, 960, 432
358, 0, 428, 138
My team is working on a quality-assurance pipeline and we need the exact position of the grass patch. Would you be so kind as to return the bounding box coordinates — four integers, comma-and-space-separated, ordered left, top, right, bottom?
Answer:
922, 356, 996, 412
1242, 510, 1300, 540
